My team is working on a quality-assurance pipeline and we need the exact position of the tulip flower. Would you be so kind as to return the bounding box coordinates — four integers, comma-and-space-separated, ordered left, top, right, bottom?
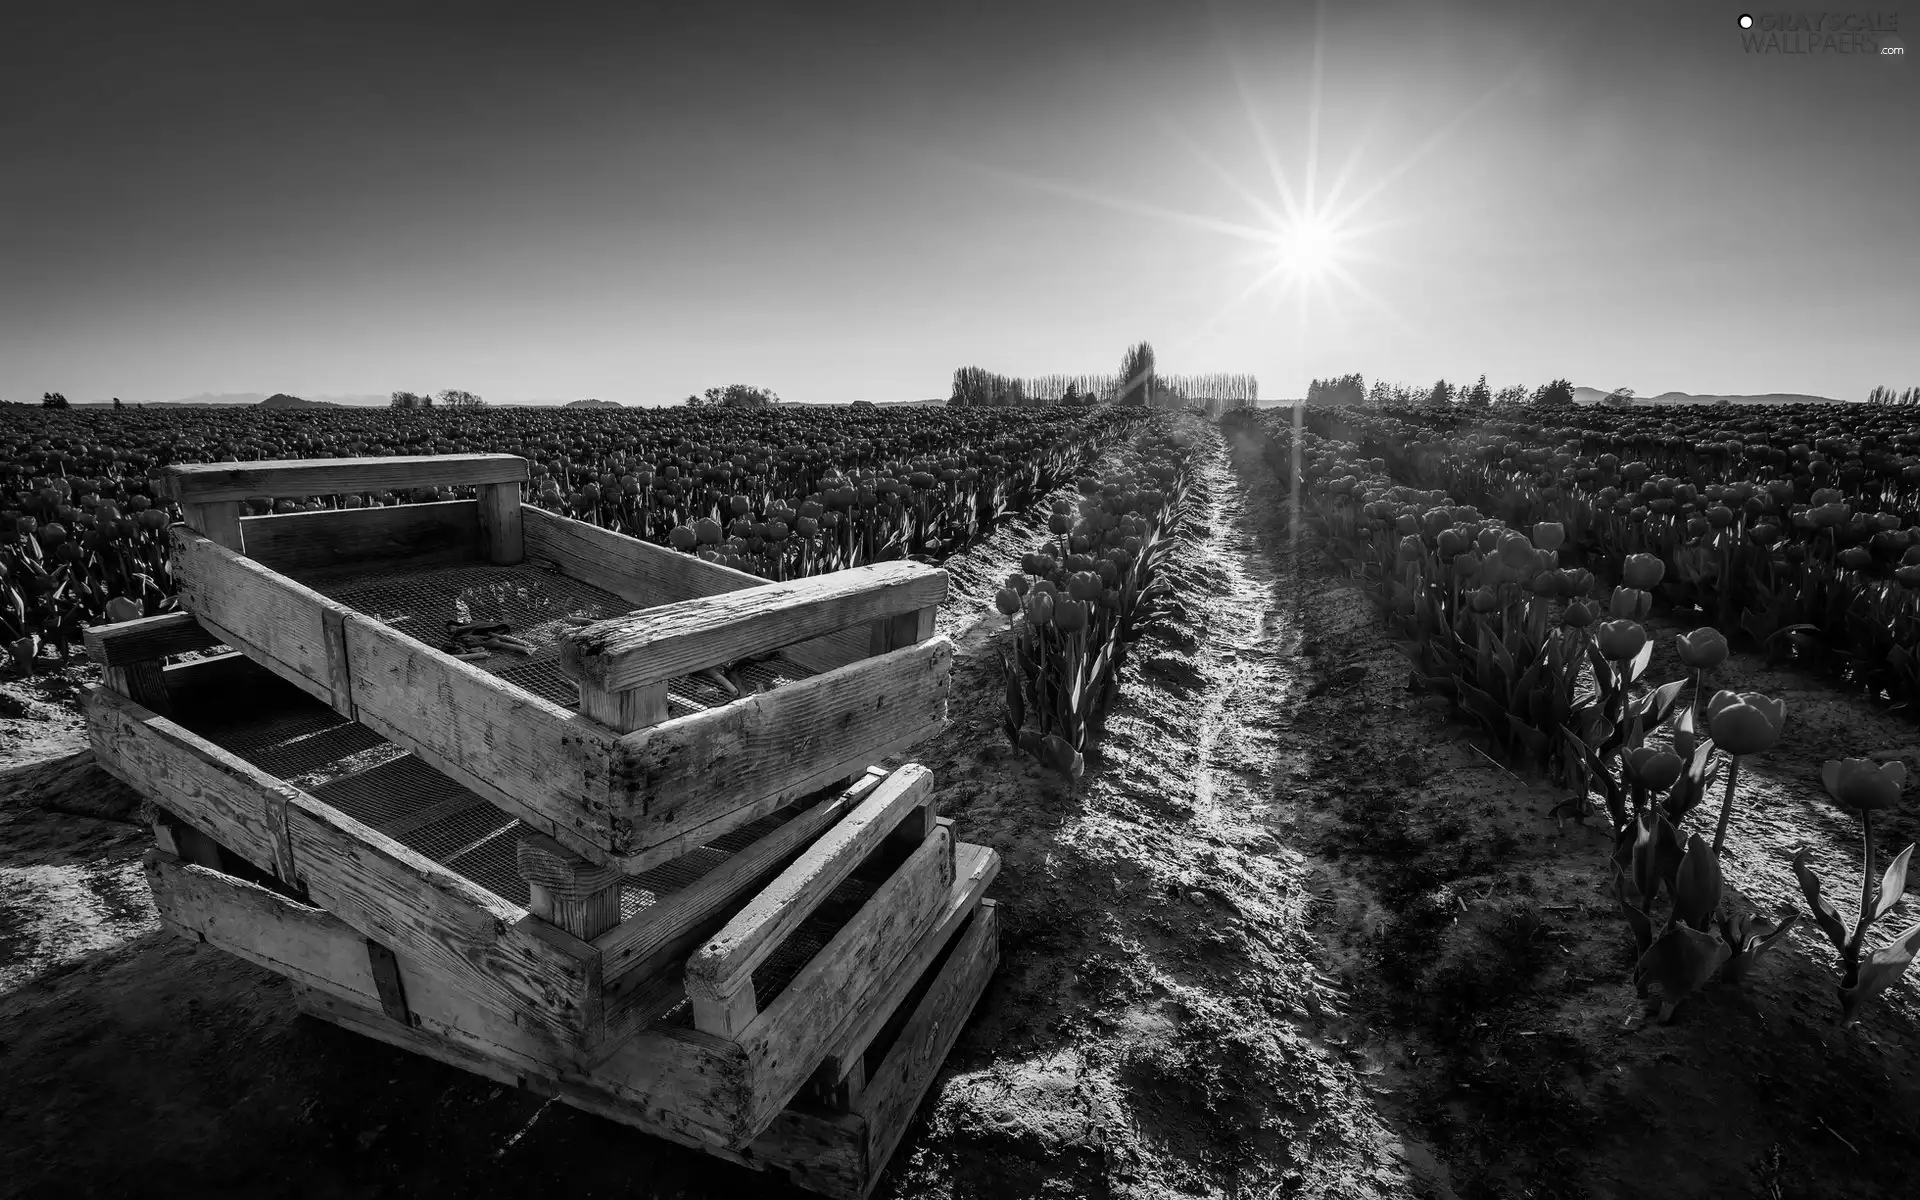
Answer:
1595, 619, 1647, 662
1532, 522, 1566, 551
1561, 599, 1597, 628
1621, 553, 1665, 590
1623, 746, 1683, 793
1822, 758, 1906, 812
1608, 587, 1652, 622
1705, 690, 1787, 855
1674, 628, 1729, 669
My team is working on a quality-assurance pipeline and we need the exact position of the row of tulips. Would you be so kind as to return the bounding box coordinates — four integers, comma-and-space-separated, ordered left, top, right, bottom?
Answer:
1231, 407, 1920, 1026
992, 422, 1197, 779
0, 405, 1150, 667
1296, 403, 1920, 712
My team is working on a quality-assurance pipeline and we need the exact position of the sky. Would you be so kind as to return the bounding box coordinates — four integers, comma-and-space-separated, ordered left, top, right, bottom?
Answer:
1, 0, 1913, 406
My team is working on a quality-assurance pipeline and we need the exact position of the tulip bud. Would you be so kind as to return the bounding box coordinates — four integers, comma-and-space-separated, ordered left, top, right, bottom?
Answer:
1820, 757, 1905, 811
1594, 619, 1648, 661
994, 588, 1022, 616
1562, 600, 1597, 628
1024, 591, 1054, 626
1532, 522, 1565, 551
1608, 587, 1652, 622
1674, 627, 1729, 669
1054, 598, 1089, 633
1468, 586, 1502, 614
1621, 553, 1665, 590
1706, 691, 1786, 755
1624, 747, 1684, 791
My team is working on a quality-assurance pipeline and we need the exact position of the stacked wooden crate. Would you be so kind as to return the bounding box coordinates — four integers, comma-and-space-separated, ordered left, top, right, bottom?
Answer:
88, 454, 1000, 1197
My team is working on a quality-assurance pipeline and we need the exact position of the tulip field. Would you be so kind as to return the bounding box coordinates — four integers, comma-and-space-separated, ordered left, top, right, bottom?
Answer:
1230, 400, 1920, 1029
0, 403, 1150, 668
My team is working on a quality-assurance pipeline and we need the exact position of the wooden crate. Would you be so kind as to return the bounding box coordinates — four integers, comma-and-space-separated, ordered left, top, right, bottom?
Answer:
91, 651, 1000, 1193
139, 453, 952, 873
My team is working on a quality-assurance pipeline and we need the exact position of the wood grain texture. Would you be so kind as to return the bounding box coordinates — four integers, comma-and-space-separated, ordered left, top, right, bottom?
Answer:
88, 686, 288, 878
558, 562, 948, 693
239, 500, 482, 576
102, 660, 171, 714
577, 680, 669, 735
851, 898, 1000, 1181
610, 638, 952, 856
170, 528, 351, 699
153, 454, 529, 504
147, 853, 758, 1152
476, 482, 524, 566
83, 611, 222, 667
597, 769, 889, 984
732, 824, 956, 1143
285, 788, 603, 1053
180, 501, 244, 551
343, 613, 620, 863
819, 839, 999, 1084
522, 506, 871, 676
686, 765, 933, 1003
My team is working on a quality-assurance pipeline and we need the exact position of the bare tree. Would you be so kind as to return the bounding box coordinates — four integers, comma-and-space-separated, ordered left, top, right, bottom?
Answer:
436, 389, 485, 410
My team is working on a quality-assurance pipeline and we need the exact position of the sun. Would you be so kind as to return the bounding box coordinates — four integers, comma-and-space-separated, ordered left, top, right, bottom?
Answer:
1271, 213, 1342, 279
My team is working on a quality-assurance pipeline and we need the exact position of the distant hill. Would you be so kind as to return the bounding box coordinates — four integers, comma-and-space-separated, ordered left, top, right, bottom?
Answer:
259, 393, 339, 409
1571, 386, 1844, 406
564, 398, 623, 409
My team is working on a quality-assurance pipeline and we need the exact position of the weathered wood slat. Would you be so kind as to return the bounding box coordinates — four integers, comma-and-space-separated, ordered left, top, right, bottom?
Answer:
611, 638, 951, 856
147, 852, 755, 1152
733, 824, 957, 1142
819, 838, 998, 1085
98, 685, 603, 1054
559, 563, 949, 694
83, 611, 222, 667
521, 506, 871, 677
153, 453, 529, 504
476, 482, 524, 566
170, 528, 350, 701
343, 613, 619, 864
239, 500, 482, 576
102, 660, 171, 714
598, 769, 889, 985
687, 765, 933, 1007
89, 686, 288, 877
181, 501, 245, 551
851, 898, 1000, 1181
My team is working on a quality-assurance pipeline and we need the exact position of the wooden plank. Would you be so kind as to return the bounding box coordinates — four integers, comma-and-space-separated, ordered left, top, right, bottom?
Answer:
733, 825, 957, 1142
102, 660, 171, 715
819, 840, 998, 1085
517, 831, 625, 942
747, 1107, 869, 1200
610, 639, 951, 857
285, 788, 604, 1053
869, 604, 938, 658
89, 686, 285, 876
180, 501, 244, 551
366, 938, 413, 1024
852, 898, 1000, 1183
522, 506, 872, 677
598, 770, 889, 984
238, 500, 482, 576
577, 680, 669, 735
558, 563, 948, 694
686, 766, 934, 1009
476, 482, 524, 566
83, 611, 222, 667
153, 453, 529, 504
170, 528, 349, 700
295, 986, 760, 1159
148, 852, 758, 1152
343, 613, 620, 864
321, 607, 353, 718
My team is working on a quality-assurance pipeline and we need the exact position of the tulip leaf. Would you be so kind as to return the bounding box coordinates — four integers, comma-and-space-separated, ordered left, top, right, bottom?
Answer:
1506, 714, 1548, 761
1639, 678, 1687, 728
1634, 923, 1730, 1017
1613, 863, 1653, 955
1839, 917, 1920, 1026
1627, 637, 1655, 684
1672, 835, 1724, 931
1873, 843, 1915, 924
1721, 910, 1799, 983
1790, 848, 1853, 953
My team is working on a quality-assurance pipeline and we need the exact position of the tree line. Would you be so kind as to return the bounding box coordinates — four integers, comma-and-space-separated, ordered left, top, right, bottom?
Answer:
1305, 374, 1578, 409
948, 342, 1258, 412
